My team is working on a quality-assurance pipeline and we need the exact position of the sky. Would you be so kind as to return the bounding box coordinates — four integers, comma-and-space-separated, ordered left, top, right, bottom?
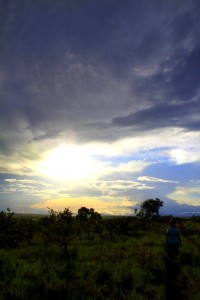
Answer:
0, 0, 200, 216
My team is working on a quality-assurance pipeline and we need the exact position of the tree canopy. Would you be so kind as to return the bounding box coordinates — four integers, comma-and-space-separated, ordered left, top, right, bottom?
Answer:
137, 198, 164, 219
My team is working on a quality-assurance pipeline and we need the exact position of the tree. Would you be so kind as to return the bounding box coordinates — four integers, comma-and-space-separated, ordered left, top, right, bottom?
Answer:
138, 198, 164, 219
76, 207, 102, 239
76, 207, 90, 222
41, 207, 74, 252
76, 207, 102, 223
0, 208, 26, 248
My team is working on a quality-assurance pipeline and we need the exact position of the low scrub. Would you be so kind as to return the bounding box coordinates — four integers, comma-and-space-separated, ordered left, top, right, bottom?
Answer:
0, 210, 200, 299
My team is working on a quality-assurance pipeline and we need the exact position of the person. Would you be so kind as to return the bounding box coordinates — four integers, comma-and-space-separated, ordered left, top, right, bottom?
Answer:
178, 221, 184, 232
166, 218, 182, 262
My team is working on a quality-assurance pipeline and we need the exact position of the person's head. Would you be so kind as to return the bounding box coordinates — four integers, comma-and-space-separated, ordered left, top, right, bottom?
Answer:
169, 217, 176, 227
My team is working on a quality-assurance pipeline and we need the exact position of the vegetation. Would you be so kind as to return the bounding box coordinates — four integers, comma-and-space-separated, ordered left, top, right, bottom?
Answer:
135, 198, 164, 219
0, 201, 200, 300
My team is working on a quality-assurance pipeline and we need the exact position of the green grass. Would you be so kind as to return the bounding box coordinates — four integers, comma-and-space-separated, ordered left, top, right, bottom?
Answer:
0, 218, 200, 299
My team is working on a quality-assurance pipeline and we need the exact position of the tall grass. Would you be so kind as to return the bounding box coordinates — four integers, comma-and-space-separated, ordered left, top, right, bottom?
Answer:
0, 219, 200, 299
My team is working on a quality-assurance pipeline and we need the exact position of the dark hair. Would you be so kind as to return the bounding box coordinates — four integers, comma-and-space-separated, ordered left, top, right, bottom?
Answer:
169, 217, 177, 227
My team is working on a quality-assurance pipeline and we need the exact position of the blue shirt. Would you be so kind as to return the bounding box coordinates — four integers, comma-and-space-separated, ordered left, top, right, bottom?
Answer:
166, 227, 179, 244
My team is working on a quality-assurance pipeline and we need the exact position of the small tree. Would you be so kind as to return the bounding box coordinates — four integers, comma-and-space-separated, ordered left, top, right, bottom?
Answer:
139, 198, 164, 219
41, 207, 74, 252
76, 207, 90, 222
0, 208, 26, 248
76, 207, 102, 239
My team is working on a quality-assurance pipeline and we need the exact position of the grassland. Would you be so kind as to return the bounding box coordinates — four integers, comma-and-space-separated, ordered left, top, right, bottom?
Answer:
0, 215, 200, 300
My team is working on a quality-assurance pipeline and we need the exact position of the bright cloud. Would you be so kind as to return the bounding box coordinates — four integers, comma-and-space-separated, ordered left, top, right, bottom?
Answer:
168, 148, 200, 164
37, 144, 110, 180
138, 176, 179, 183
168, 187, 200, 206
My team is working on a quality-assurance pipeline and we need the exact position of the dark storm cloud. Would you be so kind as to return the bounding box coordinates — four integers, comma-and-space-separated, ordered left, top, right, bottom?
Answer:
132, 47, 200, 105
31, 130, 61, 142
170, 47, 200, 100
112, 100, 200, 131
0, 0, 200, 147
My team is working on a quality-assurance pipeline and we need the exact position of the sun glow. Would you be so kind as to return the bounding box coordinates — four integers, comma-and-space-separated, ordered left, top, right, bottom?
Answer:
38, 145, 106, 180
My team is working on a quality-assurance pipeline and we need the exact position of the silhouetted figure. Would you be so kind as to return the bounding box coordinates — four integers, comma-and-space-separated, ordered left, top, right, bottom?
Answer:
166, 218, 182, 263
178, 221, 184, 232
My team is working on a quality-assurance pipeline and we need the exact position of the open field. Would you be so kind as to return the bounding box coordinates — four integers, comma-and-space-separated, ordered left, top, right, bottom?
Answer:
0, 212, 200, 300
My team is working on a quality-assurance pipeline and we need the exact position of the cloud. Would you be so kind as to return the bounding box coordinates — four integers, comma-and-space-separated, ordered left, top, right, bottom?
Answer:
0, 1, 200, 216
1, 1, 199, 140
138, 176, 179, 183
112, 101, 200, 132
0, 178, 55, 198
168, 148, 200, 164
31, 195, 138, 216
1, 128, 200, 179
168, 187, 200, 206
89, 180, 153, 196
